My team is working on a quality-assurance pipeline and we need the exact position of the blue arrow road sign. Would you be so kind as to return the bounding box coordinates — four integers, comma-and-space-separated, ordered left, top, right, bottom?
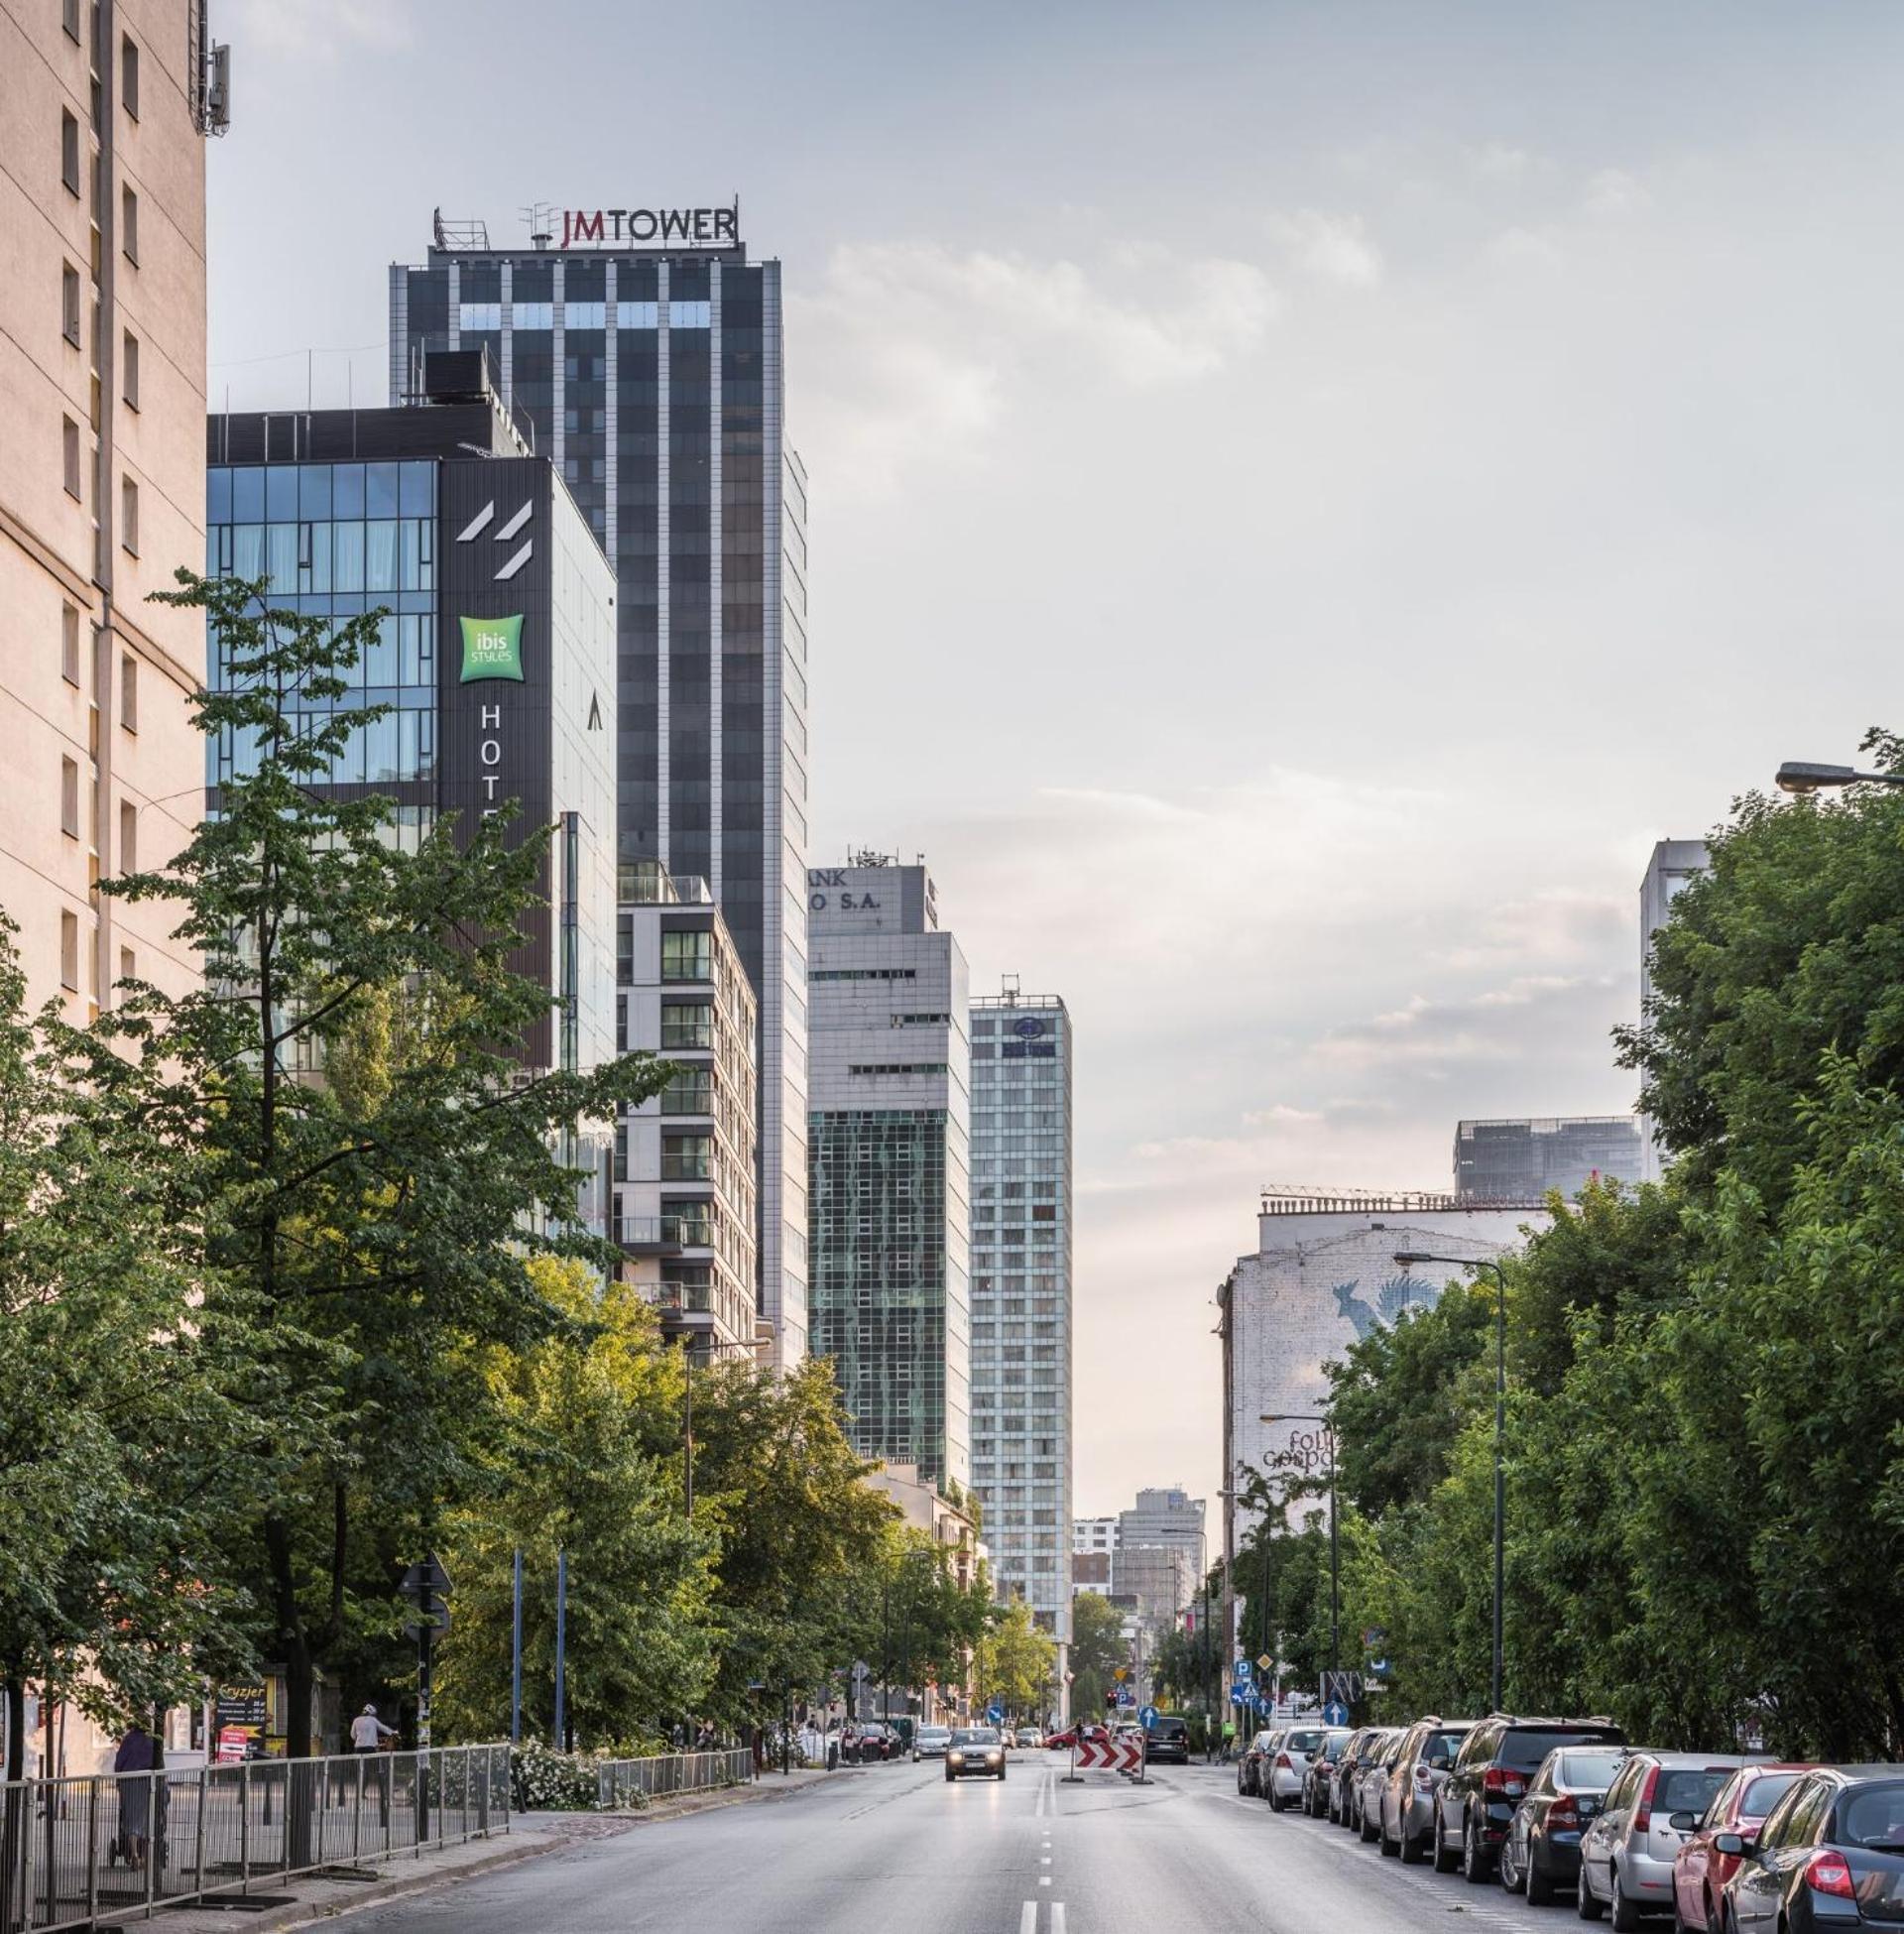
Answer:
1323, 1701, 1351, 1726
1230, 1688, 1249, 1706
987, 1704, 1004, 1724
1139, 1705, 1159, 1729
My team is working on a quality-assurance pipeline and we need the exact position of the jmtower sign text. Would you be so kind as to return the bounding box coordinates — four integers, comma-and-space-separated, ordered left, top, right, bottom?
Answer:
559, 205, 739, 249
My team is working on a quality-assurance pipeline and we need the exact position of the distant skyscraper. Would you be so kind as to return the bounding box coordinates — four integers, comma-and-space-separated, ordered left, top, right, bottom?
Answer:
806, 860, 970, 1486
1452, 1116, 1643, 1201
393, 204, 812, 1363
968, 986, 1075, 1673
1638, 838, 1710, 1179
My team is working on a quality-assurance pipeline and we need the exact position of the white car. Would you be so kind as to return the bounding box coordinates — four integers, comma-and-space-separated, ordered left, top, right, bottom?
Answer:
912, 1726, 953, 1762
1014, 1728, 1044, 1750
1265, 1724, 1331, 1813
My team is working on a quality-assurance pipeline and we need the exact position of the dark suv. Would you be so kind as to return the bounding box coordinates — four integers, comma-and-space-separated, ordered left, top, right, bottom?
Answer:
1145, 1714, 1191, 1765
1433, 1712, 1626, 1882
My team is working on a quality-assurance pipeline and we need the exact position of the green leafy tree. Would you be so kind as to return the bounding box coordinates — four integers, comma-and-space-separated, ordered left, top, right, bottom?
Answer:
977, 1600, 1056, 1722
433, 1260, 715, 1749
1068, 1589, 1128, 1693
88, 570, 667, 1762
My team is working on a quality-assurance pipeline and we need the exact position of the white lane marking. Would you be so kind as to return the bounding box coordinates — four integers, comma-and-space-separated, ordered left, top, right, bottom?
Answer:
1051, 1908, 1066, 1934
1040, 1856, 1051, 1865
1039, 1876, 1052, 1886
1019, 1905, 1036, 1934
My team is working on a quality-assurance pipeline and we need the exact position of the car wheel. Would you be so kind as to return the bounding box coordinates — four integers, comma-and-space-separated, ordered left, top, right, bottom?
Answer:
1500, 1836, 1524, 1895
944, 1767, 955, 1783
1433, 1814, 1462, 1874
1464, 1819, 1491, 1885
1524, 1852, 1554, 1907
1608, 1867, 1641, 1933
1576, 1865, 1606, 1920
1267, 1786, 1283, 1813
1381, 1810, 1400, 1859
1360, 1802, 1378, 1844
1400, 1817, 1424, 1865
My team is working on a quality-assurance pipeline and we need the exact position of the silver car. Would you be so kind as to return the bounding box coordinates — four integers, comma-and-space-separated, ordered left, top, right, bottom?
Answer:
1577, 1751, 1748, 1926
1265, 1723, 1330, 1813
1380, 1716, 1476, 1863
912, 1725, 953, 1762
1358, 1730, 1406, 1841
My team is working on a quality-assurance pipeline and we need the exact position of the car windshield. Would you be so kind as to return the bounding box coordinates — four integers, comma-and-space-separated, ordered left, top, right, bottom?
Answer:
1156, 1721, 1186, 1737
1737, 1772, 1800, 1819
1286, 1729, 1325, 1753
954, 1730, 1000, 1747
1321, 1733, 1350, 1760
1426, 1731, 1466, 1763
1503, 1729, 1620, 1772
919, 1729, 950, 1741
1558, 1750, 1627, 1788
1656, 1769, 1732, 1815
1839, 1785, 1904, 1851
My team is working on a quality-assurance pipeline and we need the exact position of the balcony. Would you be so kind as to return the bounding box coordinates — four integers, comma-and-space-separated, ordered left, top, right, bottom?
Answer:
619, 861, 713, 906
615, 1215, 680, 1256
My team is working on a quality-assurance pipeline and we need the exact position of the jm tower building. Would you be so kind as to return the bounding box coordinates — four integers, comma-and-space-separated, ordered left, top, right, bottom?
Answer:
807, 861, 971, 1487
391, 204, 811, 1363
968, 987, 1075, 1685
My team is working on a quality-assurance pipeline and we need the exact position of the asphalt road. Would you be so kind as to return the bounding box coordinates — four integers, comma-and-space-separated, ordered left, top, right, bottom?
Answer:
344, 1756, 1593, 1934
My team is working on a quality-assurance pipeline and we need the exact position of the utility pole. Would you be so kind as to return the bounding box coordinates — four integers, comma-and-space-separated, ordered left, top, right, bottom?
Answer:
510, 1549, 523, 1745
553, 1549, 568, 1752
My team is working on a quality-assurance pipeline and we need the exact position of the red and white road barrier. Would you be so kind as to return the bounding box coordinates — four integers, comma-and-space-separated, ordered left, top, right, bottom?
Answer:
1073, 1735, 1144, 1772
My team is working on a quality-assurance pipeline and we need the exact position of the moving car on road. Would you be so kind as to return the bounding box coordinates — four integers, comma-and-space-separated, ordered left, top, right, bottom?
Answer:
911, 1726, 953, 1762
1014, 1728, 1044, 1751
1721, 1766, 1904, 1934
1496, 1744, 1627, 1905
1671, 1763, 1813, 1932
1266, 1724, 1330, 1813
1145, 1715, 1191, 1765
852, 1722, 901, 1762
1379, 1717, 1476, 1863
1577, 1751, 1748, 1926
944, 1728, 1007, 1782
1433, 1712, 1626, 1882
1303, 1731, 1352, 1817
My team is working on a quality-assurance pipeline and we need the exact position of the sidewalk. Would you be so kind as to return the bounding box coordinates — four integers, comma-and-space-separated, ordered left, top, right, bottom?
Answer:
143, 1767, 860, 1933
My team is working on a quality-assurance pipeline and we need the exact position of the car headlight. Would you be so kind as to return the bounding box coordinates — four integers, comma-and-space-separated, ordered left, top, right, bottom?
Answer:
948, 1752, 964, 1764
986, 1752, 1002, 1763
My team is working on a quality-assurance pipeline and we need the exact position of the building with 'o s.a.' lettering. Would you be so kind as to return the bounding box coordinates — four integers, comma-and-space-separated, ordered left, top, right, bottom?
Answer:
205, 351, 620, 1222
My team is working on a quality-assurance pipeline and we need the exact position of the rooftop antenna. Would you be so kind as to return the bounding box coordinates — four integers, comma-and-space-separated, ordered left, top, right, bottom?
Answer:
1002, 973, 1020, 1006
521, 201, 555, 249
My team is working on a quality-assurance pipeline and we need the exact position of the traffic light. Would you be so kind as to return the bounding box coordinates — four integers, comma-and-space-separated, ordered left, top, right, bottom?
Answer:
1104, 1691, 1117, 1711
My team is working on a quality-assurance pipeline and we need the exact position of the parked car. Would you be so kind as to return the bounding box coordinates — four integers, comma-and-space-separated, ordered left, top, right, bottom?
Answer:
853, 1722, 902, 1762
1145, 1715, 1191, 1765
944, 1727, 1007, 1782
1380, 1717, 1477, 1863
1358, 1731, 1408, 1842
1672, 1763, 1814, 1932
1266, 1723, 1331, 1813
1014, 1728, 1045, 1751
1239, 1728, 1275, 1797
1722, 1766, 1904, 1934
911, 1726, 954, 1762
1303, 1730, 1352, 1817
1497, 1743, 1629, 1904
1044, 1723, 1108, 1751
1577, 1751, 1749, 1926
1434, 1712, 1627, 1882
1335, 1728, 1393, 1829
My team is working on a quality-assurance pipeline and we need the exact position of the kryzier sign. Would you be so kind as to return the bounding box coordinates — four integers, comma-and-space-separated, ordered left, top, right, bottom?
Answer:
559, 205, 739, 250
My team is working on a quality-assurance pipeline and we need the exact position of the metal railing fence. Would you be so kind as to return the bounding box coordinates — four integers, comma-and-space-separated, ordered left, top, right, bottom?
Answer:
0, 1743, 509, 1934
595, 1749, 754, 1809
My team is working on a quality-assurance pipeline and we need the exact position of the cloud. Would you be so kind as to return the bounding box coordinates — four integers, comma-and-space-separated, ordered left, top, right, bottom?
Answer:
790, 243, 1279, 496
1583, 168, 1651, 218
1270, 210, 1383, 288
1310, 975, 1618, 1073
225, 0, 409, 54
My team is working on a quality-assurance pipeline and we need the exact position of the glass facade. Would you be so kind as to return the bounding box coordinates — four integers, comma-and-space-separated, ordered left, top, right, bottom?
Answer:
968, 998, 1075, 1652
395, 241, 809, 1362
204, 460, 438, 794
809, 1109, 960, 1484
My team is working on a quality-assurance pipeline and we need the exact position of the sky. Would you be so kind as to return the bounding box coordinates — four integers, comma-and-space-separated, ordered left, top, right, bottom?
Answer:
209, 0, 1904, 1519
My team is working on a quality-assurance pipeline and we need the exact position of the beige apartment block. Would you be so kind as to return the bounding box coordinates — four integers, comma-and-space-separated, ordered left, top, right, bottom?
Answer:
0, 0, 213, 1019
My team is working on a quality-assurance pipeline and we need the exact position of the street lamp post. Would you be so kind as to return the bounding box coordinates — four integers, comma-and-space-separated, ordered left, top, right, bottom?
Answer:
1260, 1412, 1339, 1689
1775, 761, 1904, 794
1393, 1250, 1509, 1712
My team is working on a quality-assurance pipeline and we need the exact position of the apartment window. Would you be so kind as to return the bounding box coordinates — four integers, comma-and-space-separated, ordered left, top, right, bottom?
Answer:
118, 798, 136, 873
60, 757, 80, 838
61, 263, 82, 346
60, 912, 80, 992
660, 1002, 714, 1050
660, 929, 712, 982
122, 330, 139, 409
121, 36, 139, 118
121, 184, 138, 263
61, 604, 80, 686
62, 418, 81, 500
60, 111, 80, 195
62, 0, 80, 41
118, 946, 134, 986
119, 653, 137, 730
120, 476, 138, 554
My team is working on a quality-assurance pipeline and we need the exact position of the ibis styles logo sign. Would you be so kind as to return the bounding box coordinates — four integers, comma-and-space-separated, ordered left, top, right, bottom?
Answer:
459, 614, 525, 683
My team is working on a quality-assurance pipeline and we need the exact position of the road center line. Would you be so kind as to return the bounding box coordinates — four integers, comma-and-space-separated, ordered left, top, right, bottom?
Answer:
1051, 1907, 1066, 1934
1018, 1903, 1036, 1934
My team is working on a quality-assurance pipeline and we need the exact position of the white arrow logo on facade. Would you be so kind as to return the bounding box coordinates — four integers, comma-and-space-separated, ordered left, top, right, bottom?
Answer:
492, 500, 534, 579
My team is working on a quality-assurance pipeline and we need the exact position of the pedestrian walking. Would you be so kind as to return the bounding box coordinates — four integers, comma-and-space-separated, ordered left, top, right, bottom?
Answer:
112, 1718, 157, 1869
350, 1703, 397, 1826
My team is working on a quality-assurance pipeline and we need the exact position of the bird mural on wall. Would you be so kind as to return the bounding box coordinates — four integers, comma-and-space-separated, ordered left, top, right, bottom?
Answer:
1331, 1272, 1443, 1341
